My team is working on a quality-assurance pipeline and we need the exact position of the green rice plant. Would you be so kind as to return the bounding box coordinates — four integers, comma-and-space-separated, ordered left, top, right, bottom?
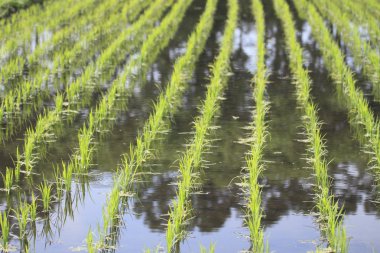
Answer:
101, 186, 120, 238
0, 0, 36, 18
38, 0, 171, 186
77, 126, 93, 172
24, 2, 171, 223
20, 113, 57, 174
23, 244, 29, 253
1, 167, 13, 193
200, 243, 216, 253
86, 0, 218, 249
5, 0, 166, 241
280, 0, 348, 251
13, 200, 29, 240
333, 0, 380, 47
86, 229, 96, 253
0, 0, 97, 65
103, 0, 194, 226
293, 0, 380, 200
0, 0, 75, 32
240, 0, 269, 251
54, 166, 64, 201
166, 0, 238, 250
29, 192, 37, 222
0, 0, 148, 141
311, 0, 380, 100
0, 0, 125, 87
0, 211, 10, 250
14, 149, 21, 183
26, 0, 124, 66
51, 0, 150, 75
0, 1, 61, 41
6, 0, 166, 189
38, 180, 52, 212
359, 0, 380, 20
61, 162, 73, 193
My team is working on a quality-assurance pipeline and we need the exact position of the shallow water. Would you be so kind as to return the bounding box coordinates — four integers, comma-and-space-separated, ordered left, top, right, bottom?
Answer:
1, 0, 380, 252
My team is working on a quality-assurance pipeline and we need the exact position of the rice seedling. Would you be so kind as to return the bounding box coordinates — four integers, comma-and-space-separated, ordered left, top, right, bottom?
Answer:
239, 0, 269, 251
77, 126, 93, 173
275, 0, 354, 252
0, 0, 97, 65
166, 0, 238, 250
53, 166, 64, 201
275, 0, 348, 251
38, 180, 52, 212
0, 2, 62, 41
200, 243, 216, 253
23, 244, 29, 253
66, 0, 175, 170
27, 0, 125, 65
29, 192, 37, 222
6, 0, 170, 187
85, 0, 218, 249
359, 0, 380, 19
0, 0, 149, 142
0, 211, 10, 250
14, 149, 21, 183
13, 199, 30, 240
21, 112, 58, 174
0, 0, 124, 86
333, 0, 380, 47
3, 0, 173, 246
51, 0, 151, 74
86, 229, 96, 253
0, 0, 377, 251
0, 0, 37, 18
28, 2, 172, 207
310, 0, 380, 100
1, 167, 13, 193
293, 0, 380, 198
61, 161, 73, 192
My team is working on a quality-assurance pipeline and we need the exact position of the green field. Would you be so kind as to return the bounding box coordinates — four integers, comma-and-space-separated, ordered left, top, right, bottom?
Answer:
1, 0, 380, 252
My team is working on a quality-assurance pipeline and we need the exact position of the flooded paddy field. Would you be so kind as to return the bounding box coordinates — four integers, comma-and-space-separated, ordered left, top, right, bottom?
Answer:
0, 0, 380, 252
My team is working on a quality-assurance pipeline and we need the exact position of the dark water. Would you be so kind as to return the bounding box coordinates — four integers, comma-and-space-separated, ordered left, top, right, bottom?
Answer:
0, 0, 380, 252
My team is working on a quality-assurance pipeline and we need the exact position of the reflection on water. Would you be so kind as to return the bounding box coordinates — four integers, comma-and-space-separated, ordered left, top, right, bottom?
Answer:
1, 0, 380, 252
294, 0, 380, 211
